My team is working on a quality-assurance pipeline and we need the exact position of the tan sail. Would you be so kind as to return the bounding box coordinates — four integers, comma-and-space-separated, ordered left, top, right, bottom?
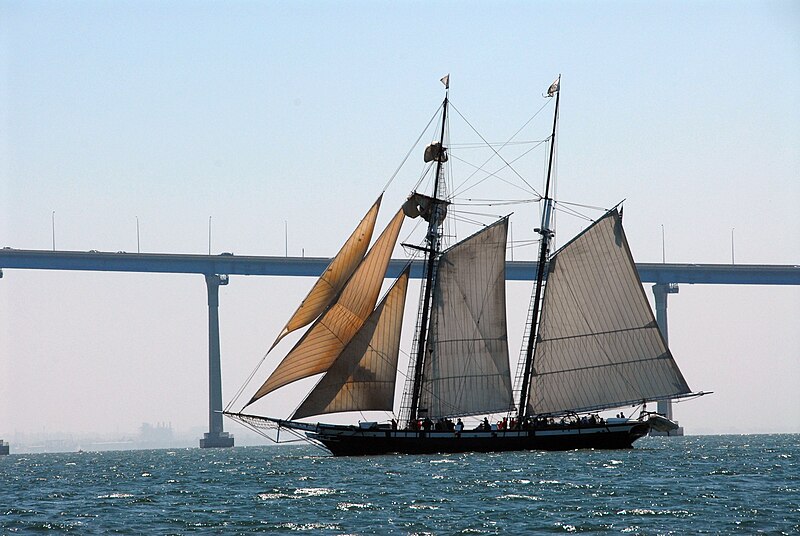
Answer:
248, 208, 405, 405
268, 195, 382, 351
419, 218, 514, 418
292, 267, 410, 419
528, 209, 691, 415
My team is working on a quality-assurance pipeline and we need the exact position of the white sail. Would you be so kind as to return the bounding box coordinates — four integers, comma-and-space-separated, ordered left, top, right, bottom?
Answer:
528, 209, 691, 415
248, 208, 405, 405
268, 196, 382, 351
292, 267, 410, 419
419, 218, 514, 419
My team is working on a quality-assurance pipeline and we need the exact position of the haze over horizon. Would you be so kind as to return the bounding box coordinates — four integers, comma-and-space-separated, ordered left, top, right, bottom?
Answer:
1, 1, 798, 443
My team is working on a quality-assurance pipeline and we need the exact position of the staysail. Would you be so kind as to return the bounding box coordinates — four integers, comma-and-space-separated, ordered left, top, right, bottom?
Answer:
247, 208, 406, 405
292, 267, 410, 419
419, 217, 514, 419
268, 195, 382, 351
527, 209, 691, 415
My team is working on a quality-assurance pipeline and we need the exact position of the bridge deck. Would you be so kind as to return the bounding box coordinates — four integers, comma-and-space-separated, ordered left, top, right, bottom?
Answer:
1, 249, 798, 285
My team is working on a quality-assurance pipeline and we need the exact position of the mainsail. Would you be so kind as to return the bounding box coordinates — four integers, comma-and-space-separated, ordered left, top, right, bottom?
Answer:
419, 217, 514, 419
268, 196, 382, 351
247, 208, 406, 405
527, 209, 691, 415
292, 267, 410, 419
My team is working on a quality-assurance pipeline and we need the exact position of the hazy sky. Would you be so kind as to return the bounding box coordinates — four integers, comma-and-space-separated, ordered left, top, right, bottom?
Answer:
1, 1, 799, 442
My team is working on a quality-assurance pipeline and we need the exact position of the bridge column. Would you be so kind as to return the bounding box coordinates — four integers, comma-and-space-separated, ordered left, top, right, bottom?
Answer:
651, 282, 683, 435
199, 274, 234, 448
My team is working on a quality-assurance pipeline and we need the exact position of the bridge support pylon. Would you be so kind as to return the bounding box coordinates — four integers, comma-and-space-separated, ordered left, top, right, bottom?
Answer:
651, 282, 683, 436
199, 273, 234, 448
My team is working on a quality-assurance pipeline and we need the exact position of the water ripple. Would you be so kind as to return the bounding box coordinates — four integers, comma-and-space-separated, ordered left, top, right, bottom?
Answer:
1, 435, 798, 534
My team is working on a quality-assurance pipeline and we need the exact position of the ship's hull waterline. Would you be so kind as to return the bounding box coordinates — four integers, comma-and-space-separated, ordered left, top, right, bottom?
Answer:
293, 420, 650, 456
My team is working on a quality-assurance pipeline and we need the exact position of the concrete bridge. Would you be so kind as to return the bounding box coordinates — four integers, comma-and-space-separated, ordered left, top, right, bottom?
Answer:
2, 248, 799, 446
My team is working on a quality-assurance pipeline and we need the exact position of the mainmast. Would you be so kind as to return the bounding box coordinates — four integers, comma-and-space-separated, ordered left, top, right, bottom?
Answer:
407, 76, 450, 427
517, 76, 560, 422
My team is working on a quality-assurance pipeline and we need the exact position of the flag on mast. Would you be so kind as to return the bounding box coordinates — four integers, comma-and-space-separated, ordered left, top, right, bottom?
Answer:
440, 74, 450, 89
547, 76, 560, 97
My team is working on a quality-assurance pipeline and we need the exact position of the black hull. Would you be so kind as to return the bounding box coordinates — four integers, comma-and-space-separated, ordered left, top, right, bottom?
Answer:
303, 421, 651, 457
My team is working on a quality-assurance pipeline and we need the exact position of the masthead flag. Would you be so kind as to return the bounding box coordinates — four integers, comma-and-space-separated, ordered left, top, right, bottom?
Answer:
547, 76, 560, 97
440, 74, 450, 89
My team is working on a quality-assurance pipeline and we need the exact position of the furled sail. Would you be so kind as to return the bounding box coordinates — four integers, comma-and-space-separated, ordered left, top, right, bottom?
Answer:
402, 192, 448, 223
247, 208, 405, 405
419, 217, 514, 419
527, 209, 691, 415
268, 195, 382, 351
292, 266, 410, 419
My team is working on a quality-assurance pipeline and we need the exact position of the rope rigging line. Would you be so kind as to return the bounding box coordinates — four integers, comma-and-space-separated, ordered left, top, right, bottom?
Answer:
450, 208, 510, 219
226, 347, 273, 411
450, 100, 549, 198
556, 199, 610, 212
451, 135, 549, 198
553, 202, 594, 222
509, 238, 541, 249
440, 210, 507, 245
399, 215, 427, 249
449, 139, 549, 149
446, 212, 496, 228
381, 103, 442, 193
448, 150, 546, 199
453, 197, 538, 206
408, 160, 437, 200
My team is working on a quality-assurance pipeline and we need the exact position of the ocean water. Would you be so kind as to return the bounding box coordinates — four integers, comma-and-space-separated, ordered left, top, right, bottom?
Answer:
2, 435, 797, 534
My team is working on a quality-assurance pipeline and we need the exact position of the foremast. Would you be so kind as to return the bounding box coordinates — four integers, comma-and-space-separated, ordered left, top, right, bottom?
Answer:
403, 77, 450, 428
517, 76, 560, 423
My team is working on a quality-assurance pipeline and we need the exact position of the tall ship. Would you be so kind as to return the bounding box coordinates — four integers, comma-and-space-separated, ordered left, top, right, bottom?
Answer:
226, 76, 703, 456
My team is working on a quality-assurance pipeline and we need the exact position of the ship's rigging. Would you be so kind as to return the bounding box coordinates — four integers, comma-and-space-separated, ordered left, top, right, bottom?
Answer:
224, 76, 703, 456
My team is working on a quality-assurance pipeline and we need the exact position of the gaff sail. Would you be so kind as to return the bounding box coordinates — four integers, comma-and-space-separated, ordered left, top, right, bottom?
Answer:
419, 217, 514, 419
527, 209, 691, 415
